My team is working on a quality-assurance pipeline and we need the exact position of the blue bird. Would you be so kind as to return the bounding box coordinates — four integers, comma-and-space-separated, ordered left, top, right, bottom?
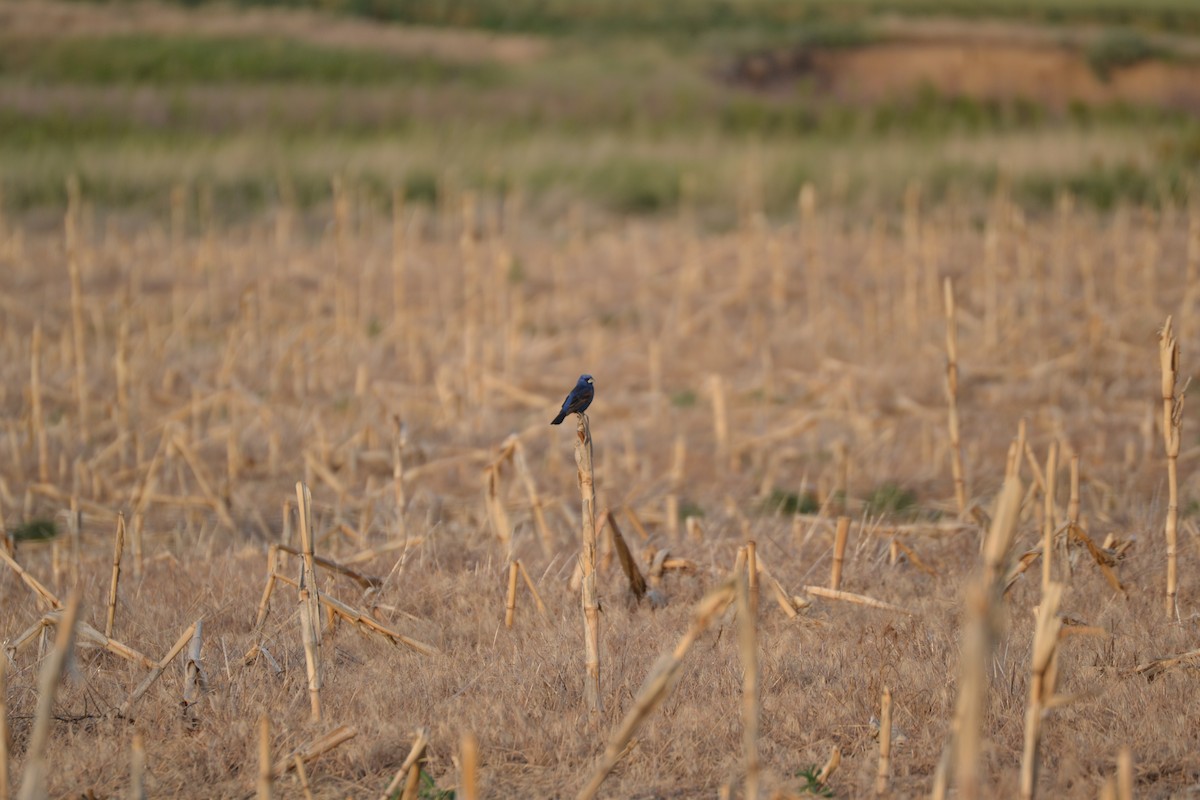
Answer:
551, 374, 595, 425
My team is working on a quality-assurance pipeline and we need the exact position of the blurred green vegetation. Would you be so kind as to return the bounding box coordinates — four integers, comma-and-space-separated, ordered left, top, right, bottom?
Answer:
80, 0, 1200, 36
11, 518, 59, 542
864, 483, 919, 518
2, 121, 1195, 220
1085, 30, 1172, 80
761, 488, 821, 516
0, 35, 500, 85
1, 2, 1199, 220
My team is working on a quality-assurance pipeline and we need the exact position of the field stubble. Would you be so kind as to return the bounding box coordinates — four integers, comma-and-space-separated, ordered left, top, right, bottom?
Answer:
1, 184, 1199, 797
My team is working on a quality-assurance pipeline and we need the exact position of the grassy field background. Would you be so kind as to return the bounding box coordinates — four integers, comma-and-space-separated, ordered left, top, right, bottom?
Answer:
2, 1, 1200, 798
2, 0, 1200, 221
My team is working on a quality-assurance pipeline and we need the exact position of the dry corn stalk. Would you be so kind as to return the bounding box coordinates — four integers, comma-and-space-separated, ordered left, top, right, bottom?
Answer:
516, 560, 549, 618
817, 746, 841, 784
666, 494, 680, 539
577, 576, 737, 800
116, 620, 198, 719
258, 715, 272, 800
1159, 316, 1186, 619
576, 414, 602, 714
67, 487, 81, 590
459, 733, 479, 800
344, 536, 427, 566
66, 180, 88, 445
271, 725, 357, 779
505, 559, 519, 629
483, 463, 512, 547
18, 592, 81, 800
392, 416, 407, 539
1020, 582, 1064, 799
274, 544, 381, 590
0, 548, 61, 611
298, 566, 321, 719
29, 323, 48, 484
1068, 525, 1126, 597
293, 756, 314, 800
1004, 548, 1044, 595
1041, 443, 1057, 591
738, 568, 761, 800
802, 585, 913, 615
106, 513, 125, 638
296, 482, 323, 722
746, 539, 759, 618
127, 731, 146, 800
596, 511, 612, 574
891, 539, 939, 577
378, 728, 429, 800
607, 510, 647, 602
3, 617, 53, 662
4, 609, 153, 671
1117, 747, 1133, 800
304, 450, 346, 498
172, 433, 236, 530
181, 620, 206, 728
710, 374, 731, 472
1130, 646, 1200, 680
1, 645, 9, 800
73, 617, 155, 669
623, 506, 651, 541
253, 546, 282, 632
947, 465, 1023, 800
1066, 456, 1080, 577
831, 517, 850, 590
876, 686, 892, 796
270, 572, 438, 655
754, 554, 800, 619
130, 430, 171, 579
511, 436, 555, 555
943, 277, 967, 514
833, 440, 849, 515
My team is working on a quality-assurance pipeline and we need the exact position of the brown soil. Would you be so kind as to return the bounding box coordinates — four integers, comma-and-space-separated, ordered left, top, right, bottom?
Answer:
829, 42, 1200, 110
732, 37, 1200, 113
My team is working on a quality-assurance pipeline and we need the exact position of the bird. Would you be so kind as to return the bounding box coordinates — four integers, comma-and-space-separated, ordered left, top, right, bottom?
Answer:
551, 374, 594, 425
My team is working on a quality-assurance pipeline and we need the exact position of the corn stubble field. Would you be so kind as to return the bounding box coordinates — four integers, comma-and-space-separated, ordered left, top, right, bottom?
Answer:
1, 184, 1199, 799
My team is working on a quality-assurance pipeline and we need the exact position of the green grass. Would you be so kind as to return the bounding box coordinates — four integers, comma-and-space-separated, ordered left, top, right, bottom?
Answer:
0, 35, 502, 85
587, 158, 682, 214
864, 483, 919, 519
670, 390, 699, 408
0, 123, 1192, 222
1086, 29, 1173, 81
88, 0, 1200, 36
794, 765, 836, 797
11, 518, 59, 542
761, 489, 821, 516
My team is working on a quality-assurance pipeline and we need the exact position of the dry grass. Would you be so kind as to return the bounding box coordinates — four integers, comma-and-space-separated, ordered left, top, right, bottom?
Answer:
1, 184, 1199, 798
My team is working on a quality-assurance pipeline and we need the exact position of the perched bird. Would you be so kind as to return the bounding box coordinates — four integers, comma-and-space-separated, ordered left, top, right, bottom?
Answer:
551, 374, 595, 425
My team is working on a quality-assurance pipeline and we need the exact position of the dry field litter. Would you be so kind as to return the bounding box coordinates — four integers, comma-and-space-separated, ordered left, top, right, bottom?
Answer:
1, 182, 1200, 798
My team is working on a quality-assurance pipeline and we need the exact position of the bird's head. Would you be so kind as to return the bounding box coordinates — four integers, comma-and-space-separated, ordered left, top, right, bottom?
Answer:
580, 374, 594, 385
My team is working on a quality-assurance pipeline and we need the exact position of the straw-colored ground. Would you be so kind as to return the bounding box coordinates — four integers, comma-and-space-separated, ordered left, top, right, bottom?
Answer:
1, 189, 1199, 798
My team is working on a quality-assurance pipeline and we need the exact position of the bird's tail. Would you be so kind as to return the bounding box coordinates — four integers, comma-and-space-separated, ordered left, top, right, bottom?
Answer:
550, 411, 567, 425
